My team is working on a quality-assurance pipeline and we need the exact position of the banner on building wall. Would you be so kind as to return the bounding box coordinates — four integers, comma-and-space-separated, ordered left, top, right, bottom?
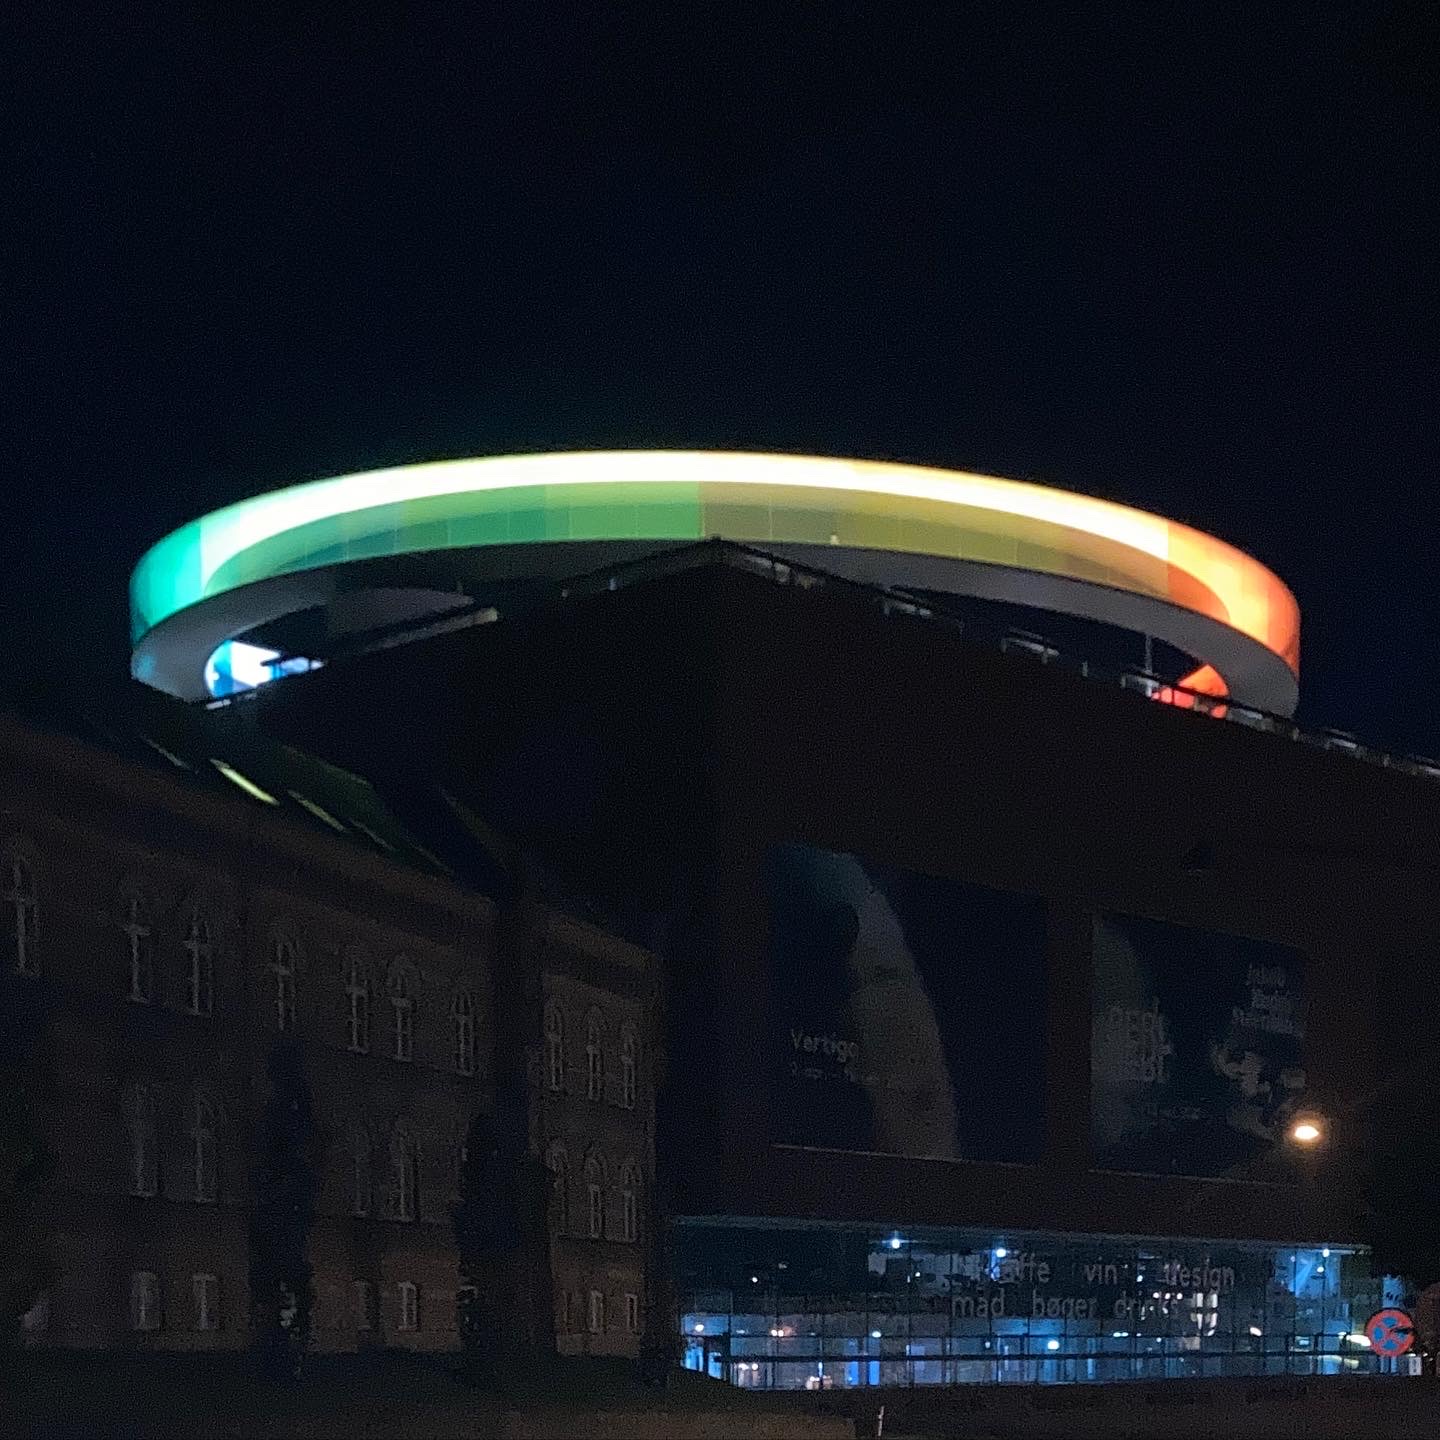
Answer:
766, 842, 1046, 1164
1091, 912, 1307, 1177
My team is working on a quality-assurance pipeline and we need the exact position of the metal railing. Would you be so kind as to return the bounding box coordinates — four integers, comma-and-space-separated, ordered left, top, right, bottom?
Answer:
709, 542, 1440, 784
221, 538, 1440, 785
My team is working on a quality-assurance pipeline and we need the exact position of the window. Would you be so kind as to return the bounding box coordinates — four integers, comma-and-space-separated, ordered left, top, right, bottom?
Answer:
398, 1280, 418, 1332
353, 1279, 375, 1331
585, 1011, 604, 1102
545, 1002, 565, 1092
458, 1281, 478, 1334
625, 1292, 640, 1334
270, 935, 296, 1031
620, 1160, 639, 1244
122, 895, 154, 1003
126, 1085, 158, 1198
546, 1143, 569, 1237
585, 1151, 606, 1240
192, 1095, 217, 1203
349, 1124, 371, 1217
345, 954, 370, 1054
192, 1273, 219, 1331
389, 966, 413, 1062
389, 1125, 417, 1222
184, 910, 214, 1016
452, 989, 475, 1076
587, 1288, 604, 1335
3, 849, 38, 977
620, 1027, 637, 1110
130, 1271, 160, 1332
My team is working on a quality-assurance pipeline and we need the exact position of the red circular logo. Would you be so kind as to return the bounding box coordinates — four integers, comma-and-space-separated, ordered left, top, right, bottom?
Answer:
1366, 1308, 1414, 1356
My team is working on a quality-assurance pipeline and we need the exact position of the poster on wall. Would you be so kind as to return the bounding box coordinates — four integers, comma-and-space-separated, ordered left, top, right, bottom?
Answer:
1091, 912, 1307, 1177
766, 842, 1047, 1164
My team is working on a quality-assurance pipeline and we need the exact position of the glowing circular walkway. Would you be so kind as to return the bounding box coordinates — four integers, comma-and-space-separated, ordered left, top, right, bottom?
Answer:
129, 451, 1300, 710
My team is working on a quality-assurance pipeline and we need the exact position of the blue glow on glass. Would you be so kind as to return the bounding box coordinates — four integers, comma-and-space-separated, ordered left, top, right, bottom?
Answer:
204, 639, 322, 698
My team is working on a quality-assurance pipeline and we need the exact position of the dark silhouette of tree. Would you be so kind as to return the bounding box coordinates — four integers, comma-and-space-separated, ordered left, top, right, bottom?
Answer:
637, 951, 672, 1388
0, 971, 53, 1362
452, 876, 557, 1388
1371, 1146, 1440, 1293
453, 1108, 504, 1380
249, 1039, 317, 1379
492, 870, 556, 1369
453, 1108, 551, 1389
1366, 989, 1440, 1375
1359, 1059, 1440, 1370
1371, 1133, 1440, 1375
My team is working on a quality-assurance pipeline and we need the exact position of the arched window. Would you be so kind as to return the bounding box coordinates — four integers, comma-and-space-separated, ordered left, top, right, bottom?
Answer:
345, 955, 370, 1054
585, 1010, 604, 1103
184, 910, 214, 1016
192, 1273, 219, 1331
398, 1280, 419, 1331
544, 1002, 564, 1092
192, 1095, 217, 1203
545, 1142, 569, 1237
3, 848, 38, 977
620, 1159, 640, 1244
389, 1125, 417, 1222
349, 1122, 371, 1217
389, 966, 414, 1063
269, 935, 297, 1032
620, 1026, 637, 1110
126, 1085, 158, 1198
584, 1150, 607, 1240
130, 1271, 161, 1331
452, 989, 475, 1076
122, 894, 154, 1003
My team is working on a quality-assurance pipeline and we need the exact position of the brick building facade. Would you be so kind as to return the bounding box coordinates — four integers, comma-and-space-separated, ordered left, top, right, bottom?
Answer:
1, 700, 654, 1357
537, 914, 653, 1356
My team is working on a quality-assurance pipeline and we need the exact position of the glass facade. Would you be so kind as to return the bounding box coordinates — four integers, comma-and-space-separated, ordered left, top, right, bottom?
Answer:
676, 1222, 1402, 1389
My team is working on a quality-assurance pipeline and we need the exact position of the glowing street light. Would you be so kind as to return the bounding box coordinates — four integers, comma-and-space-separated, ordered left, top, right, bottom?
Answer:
1290, 1117, 1323, 1145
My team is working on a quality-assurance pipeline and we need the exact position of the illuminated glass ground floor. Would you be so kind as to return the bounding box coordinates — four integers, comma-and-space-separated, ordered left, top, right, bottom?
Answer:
674, 1220, 1403, 1389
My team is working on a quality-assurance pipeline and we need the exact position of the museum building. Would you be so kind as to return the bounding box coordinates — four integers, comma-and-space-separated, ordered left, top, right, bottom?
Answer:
113, 452, 1440, 1386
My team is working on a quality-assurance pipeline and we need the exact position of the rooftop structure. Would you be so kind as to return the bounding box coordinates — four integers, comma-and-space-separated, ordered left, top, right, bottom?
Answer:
130, 452, 1300, 712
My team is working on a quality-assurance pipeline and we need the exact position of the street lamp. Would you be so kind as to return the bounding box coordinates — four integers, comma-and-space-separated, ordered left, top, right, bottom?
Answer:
1290, 1116, 1324, 1145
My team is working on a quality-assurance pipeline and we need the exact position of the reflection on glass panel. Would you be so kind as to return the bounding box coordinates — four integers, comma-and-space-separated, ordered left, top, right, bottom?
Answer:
674, 1222, 1395, 1390
827, 1308, 868, 1338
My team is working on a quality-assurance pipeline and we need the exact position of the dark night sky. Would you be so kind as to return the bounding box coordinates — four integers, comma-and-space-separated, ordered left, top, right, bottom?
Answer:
6, 5, 1438, 749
